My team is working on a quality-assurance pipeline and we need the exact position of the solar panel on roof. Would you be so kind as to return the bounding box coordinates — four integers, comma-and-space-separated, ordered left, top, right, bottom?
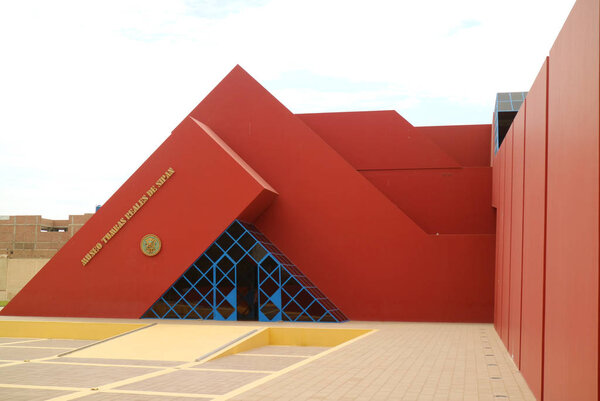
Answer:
493, 91, 528, 153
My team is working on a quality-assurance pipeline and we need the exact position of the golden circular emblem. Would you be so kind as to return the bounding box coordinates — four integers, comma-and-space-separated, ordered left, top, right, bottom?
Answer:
140, 234, 161, 257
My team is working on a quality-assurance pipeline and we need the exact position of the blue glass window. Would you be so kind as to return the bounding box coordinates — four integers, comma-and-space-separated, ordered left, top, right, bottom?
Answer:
142, 220, 347, 322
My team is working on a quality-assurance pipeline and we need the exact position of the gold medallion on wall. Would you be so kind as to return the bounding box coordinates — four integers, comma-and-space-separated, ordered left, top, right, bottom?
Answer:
140, 234, 161, 257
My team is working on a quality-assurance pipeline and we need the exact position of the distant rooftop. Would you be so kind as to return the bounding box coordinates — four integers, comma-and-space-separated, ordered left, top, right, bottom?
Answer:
493, 91, 527, 152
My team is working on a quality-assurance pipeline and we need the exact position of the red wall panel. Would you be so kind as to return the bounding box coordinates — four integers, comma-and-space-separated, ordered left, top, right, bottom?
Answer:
360, 168, 494, 234
419, 125, 492, 167
297, 111, 460, 170
501, 129, 514, 347
424, 234, 496, 321
494, 146, 505, 333
521, 59, 548, 401
492, 148, 499, 208
545, 0, 599, 399
509, 106, 526, 367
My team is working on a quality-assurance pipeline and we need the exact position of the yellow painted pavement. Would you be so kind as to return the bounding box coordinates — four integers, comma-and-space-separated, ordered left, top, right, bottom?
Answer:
67, 324, 258, 361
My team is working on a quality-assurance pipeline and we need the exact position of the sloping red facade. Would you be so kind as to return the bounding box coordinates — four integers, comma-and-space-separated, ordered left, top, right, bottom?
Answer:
1, 117, 277, 318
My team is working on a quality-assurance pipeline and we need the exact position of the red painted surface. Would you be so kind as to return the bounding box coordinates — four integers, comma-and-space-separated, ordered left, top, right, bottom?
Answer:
508, 106, 525, 367
189, 67, 494, 322
500, 128, 513, 347
492, 146, 500, 208
544, 0, 599, 399
494, 145, 505, 333
494, 1, 600, 398
520, 59, 548, 401
298, 112, 493, 235
1, 118, 277, 318
492, 149, 500, 332
297, 111, 460, 170
419, 125, 491, 167
361, 168, 494, 234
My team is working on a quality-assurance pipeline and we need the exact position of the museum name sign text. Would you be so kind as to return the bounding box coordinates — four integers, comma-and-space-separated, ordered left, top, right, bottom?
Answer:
81, 167, 175, 266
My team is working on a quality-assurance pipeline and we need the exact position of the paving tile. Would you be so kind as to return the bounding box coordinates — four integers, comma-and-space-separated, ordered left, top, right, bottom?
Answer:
0, 387, 74, 400
200, 354, 304, 371
0, 322, 538, 400
117, 369, 267, 394
0, 346, 68, 360
46, 357, 185, 367
0, 362, 158, 387
229, 323, 536, 401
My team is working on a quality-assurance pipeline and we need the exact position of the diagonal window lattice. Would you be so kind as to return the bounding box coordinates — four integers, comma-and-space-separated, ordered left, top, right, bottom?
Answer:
142, 220, 347, 322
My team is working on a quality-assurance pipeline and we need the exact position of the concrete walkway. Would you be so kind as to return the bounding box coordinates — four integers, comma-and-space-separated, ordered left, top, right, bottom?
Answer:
0, 318, 536, 401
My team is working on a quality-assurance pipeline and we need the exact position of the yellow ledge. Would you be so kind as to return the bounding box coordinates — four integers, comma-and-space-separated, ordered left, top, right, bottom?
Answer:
210, 327, 372, 360
0, 321, 148, 340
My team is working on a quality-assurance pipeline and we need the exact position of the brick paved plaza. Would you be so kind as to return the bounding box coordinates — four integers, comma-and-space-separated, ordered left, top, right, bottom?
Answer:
0, 319, 536, 400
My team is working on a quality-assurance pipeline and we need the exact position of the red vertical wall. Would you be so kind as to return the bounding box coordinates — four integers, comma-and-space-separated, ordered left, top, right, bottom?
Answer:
508, 107, 525, 366
500, 128, 513, 347
544, 0, 599, 399
418, 125, 491, 167
359, 168, 494, 234
493, 0, 599, 399
520, 59, 548, 401
298, 114, 494, 236
492, 139, 500, 208
494, 145, 505, 333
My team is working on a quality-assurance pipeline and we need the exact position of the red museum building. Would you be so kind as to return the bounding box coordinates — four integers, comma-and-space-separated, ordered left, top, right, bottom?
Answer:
2, 0, 600, 399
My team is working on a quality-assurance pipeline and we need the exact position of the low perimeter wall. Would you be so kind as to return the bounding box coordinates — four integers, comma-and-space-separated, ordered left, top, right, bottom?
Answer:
0, 256, 50, 301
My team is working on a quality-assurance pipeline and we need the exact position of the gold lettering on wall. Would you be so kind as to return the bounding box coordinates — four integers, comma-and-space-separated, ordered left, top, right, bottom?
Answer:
81, 167, 175, 266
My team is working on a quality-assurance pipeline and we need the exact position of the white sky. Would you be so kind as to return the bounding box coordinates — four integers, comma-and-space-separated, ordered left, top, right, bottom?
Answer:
0, 0, 576, 219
